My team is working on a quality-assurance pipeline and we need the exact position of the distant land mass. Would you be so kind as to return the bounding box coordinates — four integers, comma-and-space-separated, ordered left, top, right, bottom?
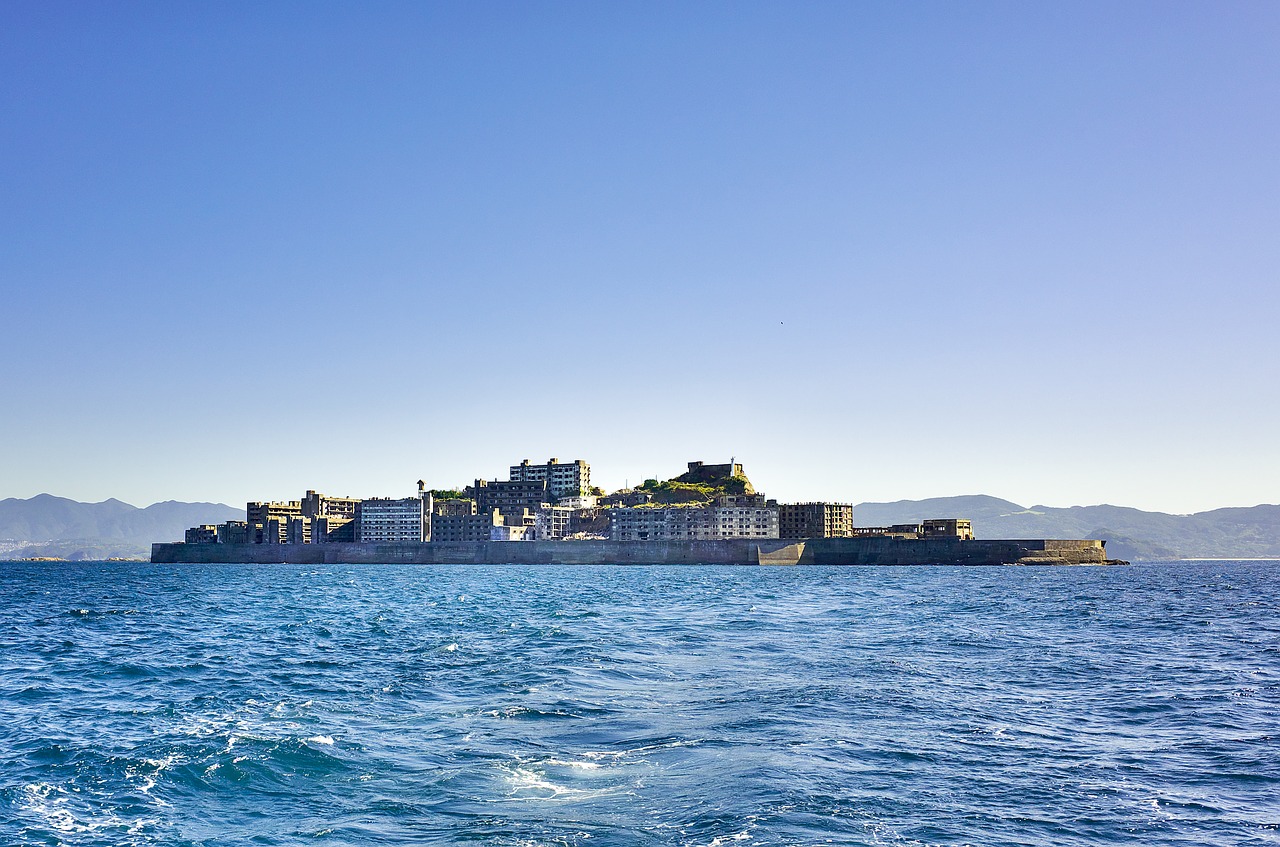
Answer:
2, 493, 1278, 562
854, 495, 1280, 562
0, 495, 242, 560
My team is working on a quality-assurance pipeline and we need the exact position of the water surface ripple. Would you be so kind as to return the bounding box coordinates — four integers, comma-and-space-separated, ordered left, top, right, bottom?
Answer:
1, 561, 1277, 846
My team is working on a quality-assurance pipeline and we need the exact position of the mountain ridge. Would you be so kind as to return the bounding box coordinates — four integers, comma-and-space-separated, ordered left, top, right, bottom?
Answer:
854, 496, 1280, 561
0, 495, 242, 560
3, 493, 1276, 562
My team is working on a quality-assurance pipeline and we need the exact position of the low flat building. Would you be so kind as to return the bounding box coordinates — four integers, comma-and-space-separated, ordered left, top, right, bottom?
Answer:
682, 460, 745, 481
851, 519, 973, 540
923, 519, 974, 540
600, 490, 653, 507
490, 524, 528, 541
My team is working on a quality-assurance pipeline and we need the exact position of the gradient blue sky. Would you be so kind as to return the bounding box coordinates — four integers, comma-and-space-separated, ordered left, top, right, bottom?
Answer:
2, 1, 1277, 513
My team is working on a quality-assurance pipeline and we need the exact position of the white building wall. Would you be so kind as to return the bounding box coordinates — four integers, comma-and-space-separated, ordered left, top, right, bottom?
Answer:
358, 497, 425, 542
609, 505, 778, 541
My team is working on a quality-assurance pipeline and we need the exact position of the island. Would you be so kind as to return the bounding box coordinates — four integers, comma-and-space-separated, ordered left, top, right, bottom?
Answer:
153, 459, 1121, 566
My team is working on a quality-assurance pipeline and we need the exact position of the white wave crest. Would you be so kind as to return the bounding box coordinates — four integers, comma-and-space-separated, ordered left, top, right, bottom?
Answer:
21, 781, 158, 835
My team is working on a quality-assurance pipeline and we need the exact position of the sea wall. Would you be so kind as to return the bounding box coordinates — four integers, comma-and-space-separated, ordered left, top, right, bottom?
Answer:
151, 537, 1111, 566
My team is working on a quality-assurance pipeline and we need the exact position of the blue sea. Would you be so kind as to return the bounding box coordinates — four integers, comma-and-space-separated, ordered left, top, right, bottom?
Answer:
1, 561, 1277, 846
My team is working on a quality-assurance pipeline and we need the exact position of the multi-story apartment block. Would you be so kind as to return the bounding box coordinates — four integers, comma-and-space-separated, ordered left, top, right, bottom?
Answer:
302, 490, 360, 521
357, 497, 426, 542
509, 458, 591, 500
777, 502, 854, 538
242, 501, 300, 544
531, 506, 573, 540
430, 508, 504, 543
474, 478, 549, 523
610, 495, 779, 541
246, 500, 302, 525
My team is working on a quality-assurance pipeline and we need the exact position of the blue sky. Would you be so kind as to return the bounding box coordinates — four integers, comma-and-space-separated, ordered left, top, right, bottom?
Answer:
2, 1, 1277, 514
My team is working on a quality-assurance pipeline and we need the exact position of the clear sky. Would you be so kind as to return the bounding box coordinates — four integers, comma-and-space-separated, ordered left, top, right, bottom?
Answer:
2, 1, 1277, 514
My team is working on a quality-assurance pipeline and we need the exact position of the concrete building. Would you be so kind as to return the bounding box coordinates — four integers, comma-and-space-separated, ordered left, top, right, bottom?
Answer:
185, 525, 218, 544
233, 495, 359, 545
600, 490, 653, 507
682, 460, 744, 481
430, 509, 504, 543
286, 516, 312, 545
531, 506, 573, 540
923, 519, 974, 540
246, 499, 302, 543
852, 524, 924, 538
557, 494, 599, 510
778, 503, 854, 539
610, 495, 779, 541
490, 524, 529, 541
433, 498, 477, 517
262, 518, 287, 544
851, 520, 973, 540
509, 458, 591, 500
313, 516, 355, 543
357, 496, 426, 542
474, 478, 549, 523
568, 507, 610, 538
247, 500, 302, 525
302, 490, 359, 521
216, 521, 250, 545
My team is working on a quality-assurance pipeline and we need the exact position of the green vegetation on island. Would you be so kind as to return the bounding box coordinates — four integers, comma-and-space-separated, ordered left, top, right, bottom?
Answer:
632, 470, 755, 506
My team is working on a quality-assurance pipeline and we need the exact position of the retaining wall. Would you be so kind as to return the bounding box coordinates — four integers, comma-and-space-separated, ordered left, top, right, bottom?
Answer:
151, 537, 1111, 566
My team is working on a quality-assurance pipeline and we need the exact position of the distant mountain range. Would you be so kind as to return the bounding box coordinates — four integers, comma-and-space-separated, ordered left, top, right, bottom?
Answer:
0, 494, 242, 560
2, 493, 1276, 562
854, 495, 1280, 561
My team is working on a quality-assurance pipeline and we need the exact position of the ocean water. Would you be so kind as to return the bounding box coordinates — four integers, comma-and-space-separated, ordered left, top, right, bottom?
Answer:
0, 561, 1277, 847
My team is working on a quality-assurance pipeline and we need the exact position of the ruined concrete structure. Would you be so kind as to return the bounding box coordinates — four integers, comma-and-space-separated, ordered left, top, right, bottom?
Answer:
167, 456, 1116, 566
778, 503, 854, 539
610, 495, 780, 541
356, 496, 428, 543
509, 458, 591, 499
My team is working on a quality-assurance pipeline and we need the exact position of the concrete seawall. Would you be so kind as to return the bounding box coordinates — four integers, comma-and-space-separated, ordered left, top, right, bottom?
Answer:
151, 537, 1112, 566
